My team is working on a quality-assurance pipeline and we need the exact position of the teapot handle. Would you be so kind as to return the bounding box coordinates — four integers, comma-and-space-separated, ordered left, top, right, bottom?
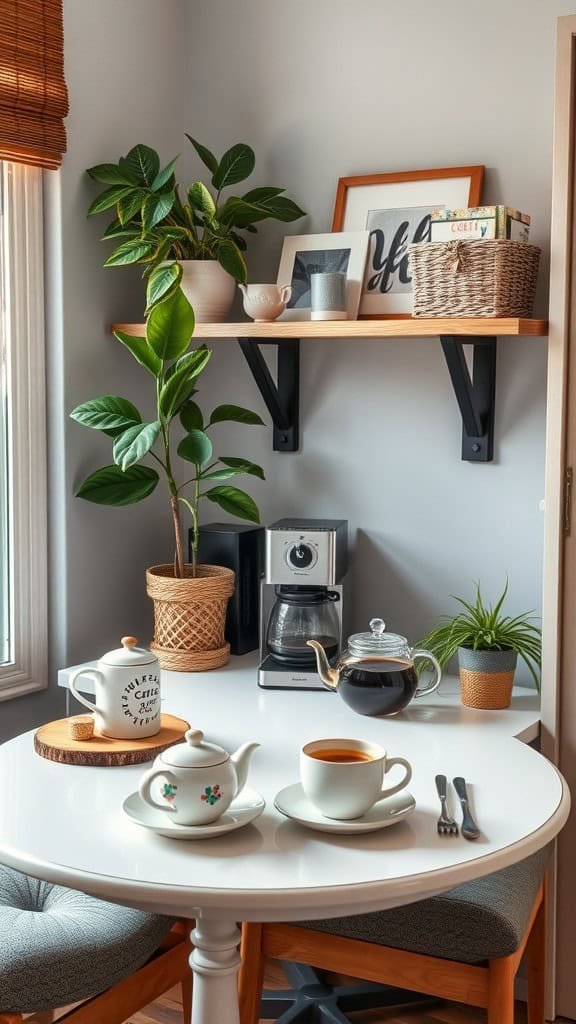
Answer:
68, 668, 103, 715
411, 649, 442, 698
280, 284, 292, 304
138, 767, 179, 814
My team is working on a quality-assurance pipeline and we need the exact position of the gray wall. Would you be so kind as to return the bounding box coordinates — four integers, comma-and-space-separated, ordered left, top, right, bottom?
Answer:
1, 0, 187, 740
182, 0, 574, 683
1, 0, 567, 741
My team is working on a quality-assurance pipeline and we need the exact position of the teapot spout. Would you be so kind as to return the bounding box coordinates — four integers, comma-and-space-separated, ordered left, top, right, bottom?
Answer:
307, 640, 339, 690
238, 283, 248, 297
231, 741, 260, 794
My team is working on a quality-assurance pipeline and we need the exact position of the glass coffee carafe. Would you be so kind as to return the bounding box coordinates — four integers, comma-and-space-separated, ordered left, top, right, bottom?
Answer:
266, 586, 341, 667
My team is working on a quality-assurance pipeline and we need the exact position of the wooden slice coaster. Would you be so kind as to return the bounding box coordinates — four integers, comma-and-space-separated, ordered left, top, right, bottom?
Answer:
34, 713, 190, 767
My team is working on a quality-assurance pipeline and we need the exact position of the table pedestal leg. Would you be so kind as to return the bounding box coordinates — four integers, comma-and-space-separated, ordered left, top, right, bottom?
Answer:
190, 918, 242, 1024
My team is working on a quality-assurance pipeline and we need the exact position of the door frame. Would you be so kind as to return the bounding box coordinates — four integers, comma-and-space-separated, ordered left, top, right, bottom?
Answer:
542, 13, 576, 1019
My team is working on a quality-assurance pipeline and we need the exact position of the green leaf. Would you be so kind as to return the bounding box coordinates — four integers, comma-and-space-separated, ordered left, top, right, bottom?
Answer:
146, 262, 183, 311
76, 465, 159, 506
242, 186, 285, 203
117, 189, 147, 226
219, 456, 265, 479
257, 195, 306, 222
185, 135, 219, 176
87, 185, 134, 216
70, 395, 142, 432
178, 429, 213, 466
101, 219, 140, 241
203, 459, 265, 481
142, 190, 175, 231
209, 404, 264, 427
213, 144, 255, 190
87, 163, 136, 186
104, 239, 156, 267
187, 181, 216, 218
146, 287, 195, 360
113, 421, 161, 471
151, 156, 179, 191
114, 330, 162, 376
159, 349, 211, 419
180, 400, 204, 432
204, 485, 260, 522
216, 239, 247, 283
124, 144, 161, 186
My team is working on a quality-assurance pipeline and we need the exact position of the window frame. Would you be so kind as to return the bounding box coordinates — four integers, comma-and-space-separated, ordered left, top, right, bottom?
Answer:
0, 161, 48, 699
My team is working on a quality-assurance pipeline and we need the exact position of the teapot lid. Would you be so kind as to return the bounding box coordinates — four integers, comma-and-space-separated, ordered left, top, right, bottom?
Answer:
100, 636, 158, 667
160, 729, 228, 768
348, 618, 409, 658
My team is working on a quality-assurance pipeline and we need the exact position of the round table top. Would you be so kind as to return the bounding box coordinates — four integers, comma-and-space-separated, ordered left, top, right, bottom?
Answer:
0, 659, 569, 921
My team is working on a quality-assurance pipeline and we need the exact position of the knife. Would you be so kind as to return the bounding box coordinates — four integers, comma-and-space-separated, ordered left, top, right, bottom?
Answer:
453, 777, 480, 840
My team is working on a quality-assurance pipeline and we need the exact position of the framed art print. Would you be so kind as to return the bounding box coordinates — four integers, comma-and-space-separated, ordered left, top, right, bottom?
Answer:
331, 166, 484, 317
276, 231, 370, 321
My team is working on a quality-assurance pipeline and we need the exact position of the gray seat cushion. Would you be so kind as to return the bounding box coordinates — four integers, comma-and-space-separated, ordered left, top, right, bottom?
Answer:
297, 848, 549, 964
0, 865, 173, 1013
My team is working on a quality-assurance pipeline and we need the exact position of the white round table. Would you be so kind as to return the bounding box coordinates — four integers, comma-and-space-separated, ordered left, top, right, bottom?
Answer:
0, 659, 569, 1024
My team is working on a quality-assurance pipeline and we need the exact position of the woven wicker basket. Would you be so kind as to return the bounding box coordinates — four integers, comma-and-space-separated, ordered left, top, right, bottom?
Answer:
146, 563, 235, 672
458, 646, 517, 709
409, 239, 540, 318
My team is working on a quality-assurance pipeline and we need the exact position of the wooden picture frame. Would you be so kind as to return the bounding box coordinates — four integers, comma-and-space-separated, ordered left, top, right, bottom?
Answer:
332, 165, 484, 318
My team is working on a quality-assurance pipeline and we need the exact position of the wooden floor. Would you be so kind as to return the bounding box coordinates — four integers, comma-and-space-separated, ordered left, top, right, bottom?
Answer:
122, 962, 534, 1024
25, 960, 574, 1023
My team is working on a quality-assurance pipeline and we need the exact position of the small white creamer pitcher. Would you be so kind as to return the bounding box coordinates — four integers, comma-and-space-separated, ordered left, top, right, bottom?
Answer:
68, 637, 161, 740
239, 283, 292, 321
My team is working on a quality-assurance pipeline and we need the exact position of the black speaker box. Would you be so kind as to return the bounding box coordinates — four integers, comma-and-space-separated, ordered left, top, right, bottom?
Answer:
190, 523, 264, 655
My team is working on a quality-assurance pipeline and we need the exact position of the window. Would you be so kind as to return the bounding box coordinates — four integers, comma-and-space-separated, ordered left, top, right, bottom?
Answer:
0, 161, 47, 698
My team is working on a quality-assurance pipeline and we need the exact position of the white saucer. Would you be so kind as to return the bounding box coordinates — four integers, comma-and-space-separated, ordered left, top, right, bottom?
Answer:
274, 783, 415, 835
123, 786, 265, 839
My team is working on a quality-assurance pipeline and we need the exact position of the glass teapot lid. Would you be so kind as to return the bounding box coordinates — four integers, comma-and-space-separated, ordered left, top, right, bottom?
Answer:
348, 618, 410, 658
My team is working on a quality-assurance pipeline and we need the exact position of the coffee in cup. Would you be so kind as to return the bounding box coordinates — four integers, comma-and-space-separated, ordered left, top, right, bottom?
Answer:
301, 737, 412, 820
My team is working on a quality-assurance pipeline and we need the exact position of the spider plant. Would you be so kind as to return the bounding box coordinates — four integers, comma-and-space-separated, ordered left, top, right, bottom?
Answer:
419, 581, 542, 690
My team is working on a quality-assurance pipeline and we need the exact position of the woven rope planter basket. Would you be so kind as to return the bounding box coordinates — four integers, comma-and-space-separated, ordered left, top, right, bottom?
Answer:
146, 564, 235, 672
409, 239, 540, 318
458, 647, 518, 709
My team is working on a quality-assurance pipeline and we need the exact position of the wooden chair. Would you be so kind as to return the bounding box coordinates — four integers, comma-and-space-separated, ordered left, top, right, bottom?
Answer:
239, 854, 548, 1024
0, 865, 192, 1024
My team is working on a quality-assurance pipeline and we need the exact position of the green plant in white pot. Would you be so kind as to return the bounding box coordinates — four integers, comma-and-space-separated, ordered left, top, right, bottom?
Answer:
419, 582, 541, 709
70, 283, 265, 671
86, 137, 305, 322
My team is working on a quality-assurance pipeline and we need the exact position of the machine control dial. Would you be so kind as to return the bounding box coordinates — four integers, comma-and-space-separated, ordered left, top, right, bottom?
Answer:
286, 541, 317, 571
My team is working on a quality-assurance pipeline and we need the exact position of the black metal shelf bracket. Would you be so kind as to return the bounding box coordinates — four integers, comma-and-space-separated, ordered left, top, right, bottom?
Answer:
440, 335, 497, 462
238, 338, 300, 452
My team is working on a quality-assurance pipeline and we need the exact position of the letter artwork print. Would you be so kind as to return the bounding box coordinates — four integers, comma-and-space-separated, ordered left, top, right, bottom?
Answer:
365, 206, 435, 296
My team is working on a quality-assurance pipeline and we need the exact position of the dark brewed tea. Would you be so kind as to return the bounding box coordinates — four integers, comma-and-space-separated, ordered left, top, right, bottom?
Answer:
307, 748, 373, 763
338, 657, 418, 717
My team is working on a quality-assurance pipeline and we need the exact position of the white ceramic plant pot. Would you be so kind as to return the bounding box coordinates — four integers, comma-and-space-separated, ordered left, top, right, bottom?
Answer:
179, 259, 236, 323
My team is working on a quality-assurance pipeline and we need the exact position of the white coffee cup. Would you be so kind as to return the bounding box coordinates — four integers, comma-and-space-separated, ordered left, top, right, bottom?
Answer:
300, 738, 412, 820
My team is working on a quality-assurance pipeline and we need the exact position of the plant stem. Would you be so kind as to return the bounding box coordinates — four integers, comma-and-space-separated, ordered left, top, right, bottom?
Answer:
170, 496, 185, 578
179, 488, 199, 579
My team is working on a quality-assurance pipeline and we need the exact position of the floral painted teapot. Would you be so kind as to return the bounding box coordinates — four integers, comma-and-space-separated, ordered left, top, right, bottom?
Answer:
138, 729, 260, 825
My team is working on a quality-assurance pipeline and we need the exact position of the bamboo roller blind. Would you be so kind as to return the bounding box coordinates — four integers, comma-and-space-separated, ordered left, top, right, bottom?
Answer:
0, 0, 68, 169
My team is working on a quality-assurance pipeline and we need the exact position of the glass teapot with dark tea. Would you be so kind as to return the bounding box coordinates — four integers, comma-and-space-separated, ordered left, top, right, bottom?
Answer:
307, 617, 441, 717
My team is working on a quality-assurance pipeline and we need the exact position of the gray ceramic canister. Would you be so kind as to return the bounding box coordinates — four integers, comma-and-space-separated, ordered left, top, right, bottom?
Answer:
310, 271, 347, 320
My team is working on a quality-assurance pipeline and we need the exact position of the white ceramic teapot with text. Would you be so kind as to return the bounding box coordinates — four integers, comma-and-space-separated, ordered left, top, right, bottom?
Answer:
239, 283, 292, 321
68, 637, 161, 739
138, 729, 260, 825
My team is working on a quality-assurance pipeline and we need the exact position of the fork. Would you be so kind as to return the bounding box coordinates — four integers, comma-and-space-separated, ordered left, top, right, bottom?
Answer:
435, 774, 459, 836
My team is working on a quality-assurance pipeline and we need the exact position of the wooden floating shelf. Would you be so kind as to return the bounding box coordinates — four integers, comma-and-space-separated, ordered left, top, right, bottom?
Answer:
111, 317, 548, 340
108, 317, 549, 461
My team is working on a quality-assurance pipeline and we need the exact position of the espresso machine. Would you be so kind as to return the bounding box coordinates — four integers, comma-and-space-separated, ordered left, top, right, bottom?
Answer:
258, 518, 348, 689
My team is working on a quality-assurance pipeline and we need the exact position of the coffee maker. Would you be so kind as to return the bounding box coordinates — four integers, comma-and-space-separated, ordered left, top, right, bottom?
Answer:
258, 518, 348, 689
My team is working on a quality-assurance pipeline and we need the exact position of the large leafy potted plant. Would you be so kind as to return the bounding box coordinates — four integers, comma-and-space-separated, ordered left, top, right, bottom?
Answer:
419, 582, 541, 709
86, 136, 305, 322
71, 284, 265, 671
